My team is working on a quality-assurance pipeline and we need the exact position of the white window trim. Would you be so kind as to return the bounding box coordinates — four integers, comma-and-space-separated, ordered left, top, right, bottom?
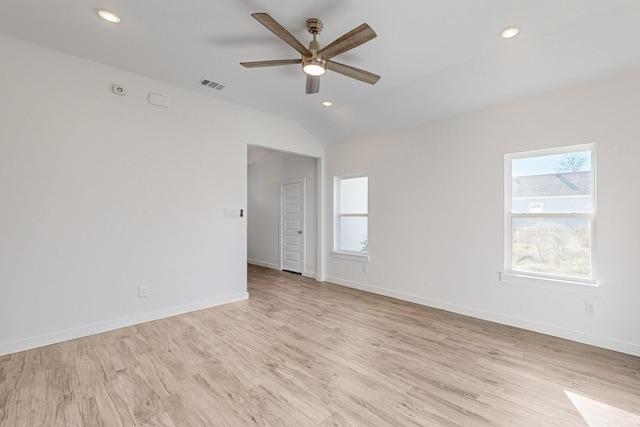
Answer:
504, 143, 600, 291
331, 251, 370, 262
333, 173, 369, 261
499, 272, 603, 295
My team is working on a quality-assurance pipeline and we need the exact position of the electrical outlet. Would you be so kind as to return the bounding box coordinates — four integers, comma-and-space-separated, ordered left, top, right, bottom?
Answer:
585, 301, 596, 315
363, 264, 368, 273
139, 286, 149, 298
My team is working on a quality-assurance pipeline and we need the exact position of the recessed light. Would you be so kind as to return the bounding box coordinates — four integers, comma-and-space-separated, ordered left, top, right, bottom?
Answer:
321, 100, 333, 107
98, 10, 121, 23
501, 27, 519, 39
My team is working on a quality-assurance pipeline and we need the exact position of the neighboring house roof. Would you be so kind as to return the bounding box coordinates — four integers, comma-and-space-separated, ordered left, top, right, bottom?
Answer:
513, 171, 591, 198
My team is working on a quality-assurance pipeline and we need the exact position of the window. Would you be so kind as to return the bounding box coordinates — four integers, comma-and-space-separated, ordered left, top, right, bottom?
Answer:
505, 144, 596, 286
334, 175, 368, 257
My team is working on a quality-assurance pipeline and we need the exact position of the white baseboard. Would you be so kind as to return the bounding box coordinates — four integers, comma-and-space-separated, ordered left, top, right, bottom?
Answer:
303, 271, 318, 280
248, 258, 281, 270
247, 259, 317, 279
0, 292, 248, 356
325, 276, 640, 357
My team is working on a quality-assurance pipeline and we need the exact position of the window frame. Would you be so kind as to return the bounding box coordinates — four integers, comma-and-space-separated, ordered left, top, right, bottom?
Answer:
332, 173, 369, 262
503, 144, 598, 290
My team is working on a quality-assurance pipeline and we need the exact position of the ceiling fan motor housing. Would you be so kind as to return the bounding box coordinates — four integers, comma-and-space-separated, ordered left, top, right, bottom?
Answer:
306, 18, 323, 34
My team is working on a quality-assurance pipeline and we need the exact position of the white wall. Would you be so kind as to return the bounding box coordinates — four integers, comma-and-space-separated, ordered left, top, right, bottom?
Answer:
248, 153, 318, 278
324, 69, 640, 356
0, 35, 323, 355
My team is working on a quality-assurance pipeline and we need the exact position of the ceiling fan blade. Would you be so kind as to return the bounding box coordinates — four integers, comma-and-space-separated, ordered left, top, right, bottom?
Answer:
251, 13, 311, 56
318, 23, 376, 60
326, 60, 380, 85
306, 76, 320, 94
240, 59, 302, 68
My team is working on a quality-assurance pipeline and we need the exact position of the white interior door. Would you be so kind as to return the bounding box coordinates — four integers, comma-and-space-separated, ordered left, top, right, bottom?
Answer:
281, 179, 304, 273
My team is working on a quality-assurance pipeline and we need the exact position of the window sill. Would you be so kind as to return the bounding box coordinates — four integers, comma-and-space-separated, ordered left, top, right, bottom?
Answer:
499, 272, 603, 295
331, 251, 370, 263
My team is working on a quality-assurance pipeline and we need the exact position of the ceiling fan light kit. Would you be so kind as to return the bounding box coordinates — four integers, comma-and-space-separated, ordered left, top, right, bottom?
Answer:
302, 58, 326, 76
240, 13, 380, 94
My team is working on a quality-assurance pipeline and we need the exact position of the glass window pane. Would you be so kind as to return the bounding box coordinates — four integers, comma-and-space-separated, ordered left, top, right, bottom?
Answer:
339, 216, 368, 253
340, 177, 368, 214
512, 151, 591, 176
511, 151, 592, 214
511, 217, 592, 279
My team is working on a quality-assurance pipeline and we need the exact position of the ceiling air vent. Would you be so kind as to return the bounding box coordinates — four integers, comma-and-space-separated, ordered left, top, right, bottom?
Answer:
200, 79, 225, 90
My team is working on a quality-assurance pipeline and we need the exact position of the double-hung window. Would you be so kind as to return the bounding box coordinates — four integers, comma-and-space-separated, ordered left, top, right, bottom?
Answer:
504, 144, 596, 286
334, 175, 368, 257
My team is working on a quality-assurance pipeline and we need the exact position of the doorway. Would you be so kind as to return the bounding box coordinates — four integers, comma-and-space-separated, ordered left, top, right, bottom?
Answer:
247, 146, 319, 279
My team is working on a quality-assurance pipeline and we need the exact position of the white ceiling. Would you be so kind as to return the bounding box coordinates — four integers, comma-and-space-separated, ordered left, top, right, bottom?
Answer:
2, 0, 640, 144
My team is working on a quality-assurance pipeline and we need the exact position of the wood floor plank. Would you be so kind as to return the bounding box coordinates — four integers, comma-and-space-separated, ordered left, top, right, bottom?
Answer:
1, 264, 640, 426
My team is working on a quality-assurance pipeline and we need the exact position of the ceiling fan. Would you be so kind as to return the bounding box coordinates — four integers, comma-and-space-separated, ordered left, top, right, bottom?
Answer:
240, 13, 380, 94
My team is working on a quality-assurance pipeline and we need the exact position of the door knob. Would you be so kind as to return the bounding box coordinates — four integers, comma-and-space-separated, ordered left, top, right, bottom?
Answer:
297, 230, 302, 234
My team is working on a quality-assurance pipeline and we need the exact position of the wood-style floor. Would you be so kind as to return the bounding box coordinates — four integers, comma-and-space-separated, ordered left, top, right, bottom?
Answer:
1, 265, 639, 426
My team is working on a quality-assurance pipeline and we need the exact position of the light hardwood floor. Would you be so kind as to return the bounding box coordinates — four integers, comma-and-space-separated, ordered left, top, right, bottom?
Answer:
1, 265, 639, 426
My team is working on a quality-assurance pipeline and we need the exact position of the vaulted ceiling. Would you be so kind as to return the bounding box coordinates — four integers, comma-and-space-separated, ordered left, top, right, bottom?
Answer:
2, 0, 640, 144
